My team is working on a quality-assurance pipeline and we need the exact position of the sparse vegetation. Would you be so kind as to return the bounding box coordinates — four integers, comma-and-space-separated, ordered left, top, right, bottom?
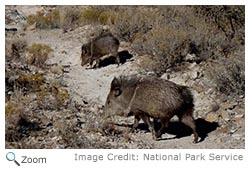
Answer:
60, 6, 116, 32
114, 8, 156, 42
5, 5, 244, 149
79, 9, 101, 24
16, 73, 46, 92
5, 38, 27, 61
27, 10, 60, 29
206, 49, 245, 97
27, 43, 53, 67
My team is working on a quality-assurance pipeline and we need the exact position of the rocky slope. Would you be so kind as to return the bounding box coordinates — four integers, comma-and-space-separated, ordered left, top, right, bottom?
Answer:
5, 6, 244, 149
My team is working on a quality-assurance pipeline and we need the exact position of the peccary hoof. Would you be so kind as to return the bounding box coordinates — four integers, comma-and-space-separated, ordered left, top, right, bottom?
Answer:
155, 137, 162, 141
153, 134, 162, 141
192, 140, 198, 144
155, 131, 162, 139
192, 138, 199, 143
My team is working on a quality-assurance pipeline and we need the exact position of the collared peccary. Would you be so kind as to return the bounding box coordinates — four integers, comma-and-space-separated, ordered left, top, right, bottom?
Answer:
104, 75, 199, 143
81, 32, 120, 68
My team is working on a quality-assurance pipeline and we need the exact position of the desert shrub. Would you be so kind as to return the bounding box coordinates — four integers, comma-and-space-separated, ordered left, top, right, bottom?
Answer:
60, 6, 117, 32
27, 43, 53, 67
189, 6, 245, 60
5, 38, 27, 61
16, 73, 46, 92
133, 27, 189, 74
205, 49, 244, 97
136, 55, 162, 75
27, 9, 60, 29
59, 6, 81, 32
79, 9, 101, 24
131, 5, 244, 75
37, 83, 70, 110
5, 100, 21, 119
6, 73, 70, 143
114, 8, 156, 42
5, 92, 33, 142
11, 38, 27, 53
79, 8, 117, 25
194, 6, 244, 42
98, 11, 116, 25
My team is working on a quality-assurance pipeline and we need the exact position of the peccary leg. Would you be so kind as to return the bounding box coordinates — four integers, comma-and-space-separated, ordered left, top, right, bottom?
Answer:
95, 58, 100, 68
114, 54, 120, 67
156, 119, 169, 139
130, 114, 140, 132
140, 114, 156, 140
89, 58, 94, 68
178, 112, 199, 143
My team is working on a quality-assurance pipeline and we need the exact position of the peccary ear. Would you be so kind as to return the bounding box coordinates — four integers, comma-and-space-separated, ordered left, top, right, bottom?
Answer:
81, 45, 87, 54
113, 87, 121, 97
82, 48, 87, 55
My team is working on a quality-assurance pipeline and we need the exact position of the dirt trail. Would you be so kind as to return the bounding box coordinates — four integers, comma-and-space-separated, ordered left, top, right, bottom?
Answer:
21, 27, 244, 149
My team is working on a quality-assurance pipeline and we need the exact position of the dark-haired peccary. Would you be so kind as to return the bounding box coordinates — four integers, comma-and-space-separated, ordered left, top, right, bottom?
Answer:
81, 32, 120, 68
104, 75, 199, 143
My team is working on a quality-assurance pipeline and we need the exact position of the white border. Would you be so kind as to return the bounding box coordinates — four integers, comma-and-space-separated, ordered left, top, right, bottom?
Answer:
1, 1, 249, 169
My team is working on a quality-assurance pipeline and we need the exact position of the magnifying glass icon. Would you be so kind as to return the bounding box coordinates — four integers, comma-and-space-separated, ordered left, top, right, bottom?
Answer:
6, 152, 20, 166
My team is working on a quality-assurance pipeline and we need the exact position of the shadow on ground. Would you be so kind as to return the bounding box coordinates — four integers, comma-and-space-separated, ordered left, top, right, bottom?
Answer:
124, 118, 218, 143
99, 50, 133, 68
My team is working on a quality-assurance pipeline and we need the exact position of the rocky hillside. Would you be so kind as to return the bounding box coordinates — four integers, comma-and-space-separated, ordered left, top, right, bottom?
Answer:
5, 5, 244, 149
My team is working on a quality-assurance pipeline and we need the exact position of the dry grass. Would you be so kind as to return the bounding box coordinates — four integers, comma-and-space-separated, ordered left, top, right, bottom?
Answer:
5, 38, 27, 62
59, 6, 116, 32
27, 10, 60, 29
26, 43, 53, 67
205, 48, 244, 97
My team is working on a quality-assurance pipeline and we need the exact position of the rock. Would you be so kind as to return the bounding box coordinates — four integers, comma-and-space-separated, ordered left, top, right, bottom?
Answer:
187, 62, 197, 69
210, 102, 220, 112
234, 113, 244, 119
220, 111, 231, 121
190, 71, 199, 80
232, 134, 243, 140
229, 126, 239, 134
221, 102, 237, 110
239, 95, 244, 99
51, 64, 64, 75
205, 112, 219, 122
184, 53, 197, 62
